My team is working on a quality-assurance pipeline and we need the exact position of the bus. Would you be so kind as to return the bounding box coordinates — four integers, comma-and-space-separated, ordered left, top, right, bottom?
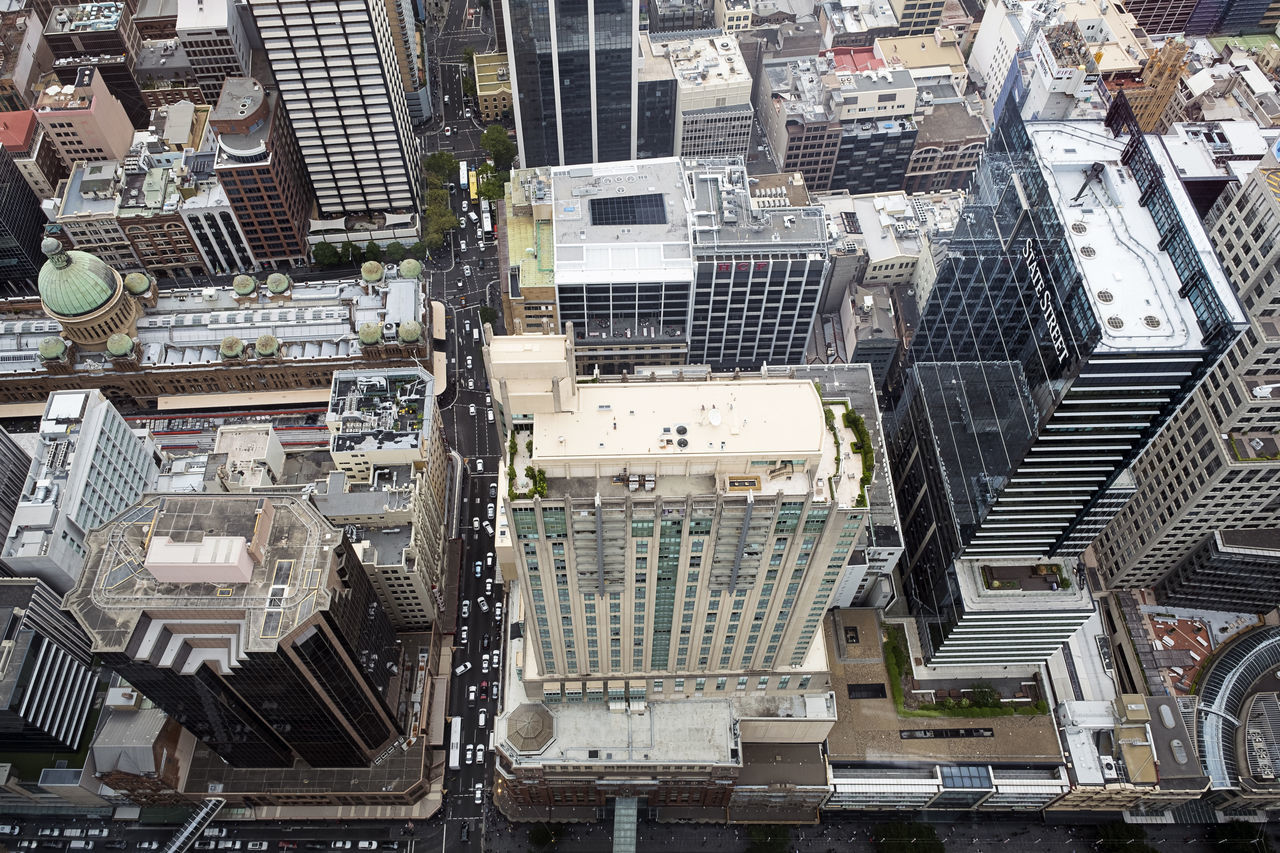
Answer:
448, 716, 462, 770
469, 170, 479, 204
459, 161, 469, 194
481, 200, 492, 237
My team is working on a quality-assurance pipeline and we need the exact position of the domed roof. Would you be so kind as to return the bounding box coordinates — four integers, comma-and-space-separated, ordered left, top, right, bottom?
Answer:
399, 258, 422, 279
37, 336, 67, 360
106, 333, 133, 356
123, 272, 152, 294
358, 322, 382, 345
361, 261, 384, 283
219, 336, 245, 358
232, 274, 257, 295
255, 333, 279, 355
397, 320, 422, 343
38, 238, 119, 318
266, 272, 291, 293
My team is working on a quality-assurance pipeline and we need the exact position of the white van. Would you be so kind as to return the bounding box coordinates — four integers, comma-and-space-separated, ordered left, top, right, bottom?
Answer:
468, 211, 479, 224
68, 843, 95, 850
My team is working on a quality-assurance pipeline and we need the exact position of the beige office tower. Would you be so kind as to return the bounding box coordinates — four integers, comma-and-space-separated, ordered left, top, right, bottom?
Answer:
486, 331, 852, 819
1090, 155, 1280, 612
489, 332, 862, 697
325, 367, 449, 629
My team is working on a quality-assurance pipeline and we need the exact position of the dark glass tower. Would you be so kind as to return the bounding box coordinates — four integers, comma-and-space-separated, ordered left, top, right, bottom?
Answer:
890, 99, 1246, 662
65, 494, 402, 769
504, 0, 635, 166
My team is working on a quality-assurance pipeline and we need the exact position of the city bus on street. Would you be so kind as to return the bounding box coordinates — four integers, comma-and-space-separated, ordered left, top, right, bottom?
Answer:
447, 716, 462, 770
469, 170, 479, 203
459, 161, 469, 194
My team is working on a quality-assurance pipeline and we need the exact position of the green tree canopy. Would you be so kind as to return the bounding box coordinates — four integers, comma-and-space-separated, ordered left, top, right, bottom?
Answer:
312, 241, 340, 268
745, 824, 791, 853
424, 151, 459, 180
364, 241, 383, 262
385, 241, 406, 262
480, 124, 517, 170
872, 822, 944, 853
409, 240, 428, 259
340, 241, 359, 264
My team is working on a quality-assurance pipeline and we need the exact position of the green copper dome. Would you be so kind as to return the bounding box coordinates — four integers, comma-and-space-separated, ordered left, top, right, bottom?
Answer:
358, 322, 382, 345
123, 272, 151, 294
399, 259, 422, 279
37, 336, 67, 360
361, 261, 384, 283
106, 333, 134, 356
219, 336, 245, 358
38, 237, 119, 318
397, 320, 422, 343
232, 274, 258, 296
255, 334, 279, 356
266, 272, 291, 294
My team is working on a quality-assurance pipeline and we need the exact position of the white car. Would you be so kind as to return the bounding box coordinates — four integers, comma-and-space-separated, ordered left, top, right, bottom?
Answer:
495, 601, 503, 621
459, 240, 467, 252
486, 502, 495, 520
467, 378, 474, 390
444, 126, 452, 136
460, 625, 469, 644
87, 831, 109, 839
357, 845, 378, 851
465, 744, 475, 765
485, 394, 491, 406
492, 649, 501, 668
461, 200, 469, 212
478, 597, 489, 613
474, 560, 483, 577
486, 551, 494, 568
481, 653, 489, 673
484, 578, 493, 597
468, 684, 477, 704
461, 599, 470, 618
478, 708, 488, 727
472, 517, 480, 531
248, 844, 270, 850
487, 409, 494, 422
465, 108, 473, 118
468, 403, 476, 416
493, 682, 500, 704
474, 782, 484, 804
463, 264, 472, 277
331, 844, 351, 850
466, 355, 473, 369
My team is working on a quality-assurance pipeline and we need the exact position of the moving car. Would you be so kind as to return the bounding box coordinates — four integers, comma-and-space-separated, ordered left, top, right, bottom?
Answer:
467, 685, 477, 704
453, 661, 472, 676
467, 378, 474, 390
477, 598, 489, 613
466, 356, 473, 369
484, 578, 493, 596
463, 265, 472, 277
443, 126, 451, 136
468, 403, 476, 416
478, 708, 488, 727
474, 782, 484, 803
461, 599, 470, 618
86, 833, 108, 839
459, 240, 467, 252
464, 744, 475, 765
487, 409, 494, 422
495, 601, 503, 621
474, 560, 482, 577
492, 649, 501, 668
486, 502, 495, 520
248, 844, 270, 851
472, 517, 480, 531
481, 653, 489, 673
460, 625, 468, 644
489, 483, 497, 498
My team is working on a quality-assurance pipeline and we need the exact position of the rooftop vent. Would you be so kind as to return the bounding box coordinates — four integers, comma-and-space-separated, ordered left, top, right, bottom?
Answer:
1080, 246, 1096, 258
1143, 315, 1162, 329
1106, 316, 1124, 330
1096, 290, 1113, 303
1071, 221, 1088, 234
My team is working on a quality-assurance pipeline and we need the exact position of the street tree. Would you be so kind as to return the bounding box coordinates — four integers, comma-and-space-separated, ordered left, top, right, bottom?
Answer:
312, 241, 340, 268
480, 124, 517, 171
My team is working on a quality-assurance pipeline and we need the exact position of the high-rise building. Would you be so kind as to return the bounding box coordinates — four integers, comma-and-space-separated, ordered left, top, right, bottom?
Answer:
247, 0, 422, 218
174, 0, 250, 104
322, 367, 450, 630
3, 389, 159, 595
890, 101, 1245, 664
45, 160, 144, 274
380, 0, 432, 123
0, 428, 30, 549
488, 332, 863, 692
0, 8, 54, 114
636, 36, 754, 161
502, 0, 636, 167
32, 68, 134, 169
64, 493, 403, 768
0, 578, 97, 752
208, 78, 313, 269
0, 143, 46, 295
499, 157, 829, 374
0, 110, 68, 200
43, 2, 148, 127
1089, 148, 1280, 606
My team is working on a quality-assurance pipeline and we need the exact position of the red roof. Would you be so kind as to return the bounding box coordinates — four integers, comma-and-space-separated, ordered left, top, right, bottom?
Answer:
828, 47, 885, 73
0, 110, 37, 153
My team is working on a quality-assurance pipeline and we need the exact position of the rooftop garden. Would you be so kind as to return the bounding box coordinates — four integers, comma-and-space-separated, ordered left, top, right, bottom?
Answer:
882, 623, 1048, 718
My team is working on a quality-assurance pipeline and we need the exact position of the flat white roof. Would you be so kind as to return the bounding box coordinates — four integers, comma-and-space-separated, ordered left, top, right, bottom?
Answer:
532, 380, 824, 464
1028, 121, 1241, 352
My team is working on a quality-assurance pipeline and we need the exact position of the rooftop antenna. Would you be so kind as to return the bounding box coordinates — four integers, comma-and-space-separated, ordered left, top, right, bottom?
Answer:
1071, 162, 1106, 203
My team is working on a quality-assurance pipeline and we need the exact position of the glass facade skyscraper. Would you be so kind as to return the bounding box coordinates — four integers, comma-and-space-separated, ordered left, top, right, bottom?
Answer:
891, 100, 1245, 662
504, 0, 636, 166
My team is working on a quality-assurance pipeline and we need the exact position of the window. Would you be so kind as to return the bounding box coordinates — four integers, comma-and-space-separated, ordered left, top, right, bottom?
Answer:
848, 683, 888, 699
736, 676, 748, 690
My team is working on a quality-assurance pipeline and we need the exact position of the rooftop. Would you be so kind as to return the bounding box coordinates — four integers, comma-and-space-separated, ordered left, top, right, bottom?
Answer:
915, 100, 986, 145
816, 190, 965, 261
326, 368, 435, 455
65, 493, 341, 654
1160, 121, 1276, 183
875, 33, 966, 73
0, 271, 423, 377
175, 0, 228, 31
955, 557, 1093, 613
0, 111, 37, 152
34, 68, 100, 112
687, 159, 828, 249
652, 35, 752, 89
824, 610, 1065, 765
1027, 120, 1241, 352
531, 379, 823, 467
44, 2, 125, 36
823, 0, 897, 35
472, 52, 510, 95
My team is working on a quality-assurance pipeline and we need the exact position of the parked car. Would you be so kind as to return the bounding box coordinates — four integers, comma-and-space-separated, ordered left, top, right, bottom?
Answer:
38, 830, 61, 838
247, 844, 270, 851
488, 483, 497, 498
195, 844, 217, 851
495, 600, 503, 621
203, 830, 227, 839
217, 842, 241, 850
357, 845, 378, 851
0, 827, 21, 837
463, 264, 472, 277
85, 833, 108, 840
331, 843, 352, 850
